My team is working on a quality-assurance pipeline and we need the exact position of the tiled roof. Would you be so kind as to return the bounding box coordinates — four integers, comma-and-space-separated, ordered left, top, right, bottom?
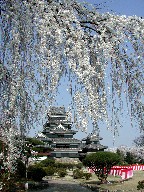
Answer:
52, 148, 80, 151
36, 132, 47, 138
39, 137, 53, 142
83, 143, 107, 150
52, 124, 75, 133
52, 138, 81, 143
82, 133, 103, 141
44, 128, 76, 134
55, 124, 66, 130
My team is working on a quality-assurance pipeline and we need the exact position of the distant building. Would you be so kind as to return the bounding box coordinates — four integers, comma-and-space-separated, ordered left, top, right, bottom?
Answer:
37, 106, 107, 159
78, 130, 108, 161
81, 130, 108, 153
40, 107, 81, 158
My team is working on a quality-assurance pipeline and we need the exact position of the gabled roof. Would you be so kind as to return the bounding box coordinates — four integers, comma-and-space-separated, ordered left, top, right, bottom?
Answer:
82, 132, 103, 141
36, 132, 47, 138
83, 143, 108, 150
54, 123, 66, 130
46, 123, 77, 134
36, 132, 52, 142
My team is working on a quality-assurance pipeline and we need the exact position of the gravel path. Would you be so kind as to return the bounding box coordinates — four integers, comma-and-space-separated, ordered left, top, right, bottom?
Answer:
28, 179, 92, 192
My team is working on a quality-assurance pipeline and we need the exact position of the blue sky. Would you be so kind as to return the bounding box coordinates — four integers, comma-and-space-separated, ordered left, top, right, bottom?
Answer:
78, 0, 143, 148
79, 0, 144, 17
29, 0, 143, 148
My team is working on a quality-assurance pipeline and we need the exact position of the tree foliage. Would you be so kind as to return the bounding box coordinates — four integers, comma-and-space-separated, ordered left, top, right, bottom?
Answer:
27, 164, 47, 181
1, 0, 143, 134
1, 0, 144, 184
39, 158, 55, 167
14, 159, 26, 180
44, 166, 56, 176
134, 135, 144, 147
116, 148, 125, 164
124, 152, 137, 165
73, 168, 84, 179
83, 151, 121, 182
116, 149, 129, 165
0, 140, 3, 153
72, 168, 92, 180
26, 137, 45, 146
137, 180, 144, 190
115, 145, 144, 164
57, 168, 67, 177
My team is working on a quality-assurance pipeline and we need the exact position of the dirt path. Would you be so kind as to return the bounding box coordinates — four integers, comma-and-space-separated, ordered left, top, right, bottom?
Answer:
28, 179, 92, 192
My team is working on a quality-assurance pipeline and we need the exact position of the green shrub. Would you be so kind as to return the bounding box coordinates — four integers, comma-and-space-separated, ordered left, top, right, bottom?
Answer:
55, 162, 68, 169
44, 166, 56, 176
83, 173, 92, 180
27, 165, 47, 181
55, 162, 64, 169
83, 151, 121, 183
76, 163, 83, 169
57, 168, 67, 177
73, 169, 84, 179
54, 162, 75, 170
137, 180, 144, 190
63, 163, 70, 169
67, 163, 75, 170
39, 158, 55, 167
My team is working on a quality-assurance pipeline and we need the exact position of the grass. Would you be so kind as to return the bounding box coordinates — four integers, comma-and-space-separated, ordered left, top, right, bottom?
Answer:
52, 169, 144, 192
81, 170, 144, 191
101, 171, 144, 191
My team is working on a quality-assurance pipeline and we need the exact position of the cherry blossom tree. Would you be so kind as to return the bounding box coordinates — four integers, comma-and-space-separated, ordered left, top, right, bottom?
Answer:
1, 0, 144, 187
134, 135, 144, 147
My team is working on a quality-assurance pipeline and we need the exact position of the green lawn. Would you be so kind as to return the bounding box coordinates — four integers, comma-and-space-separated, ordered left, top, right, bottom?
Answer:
53, 169, 144, 191
83, 170, 144, 191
